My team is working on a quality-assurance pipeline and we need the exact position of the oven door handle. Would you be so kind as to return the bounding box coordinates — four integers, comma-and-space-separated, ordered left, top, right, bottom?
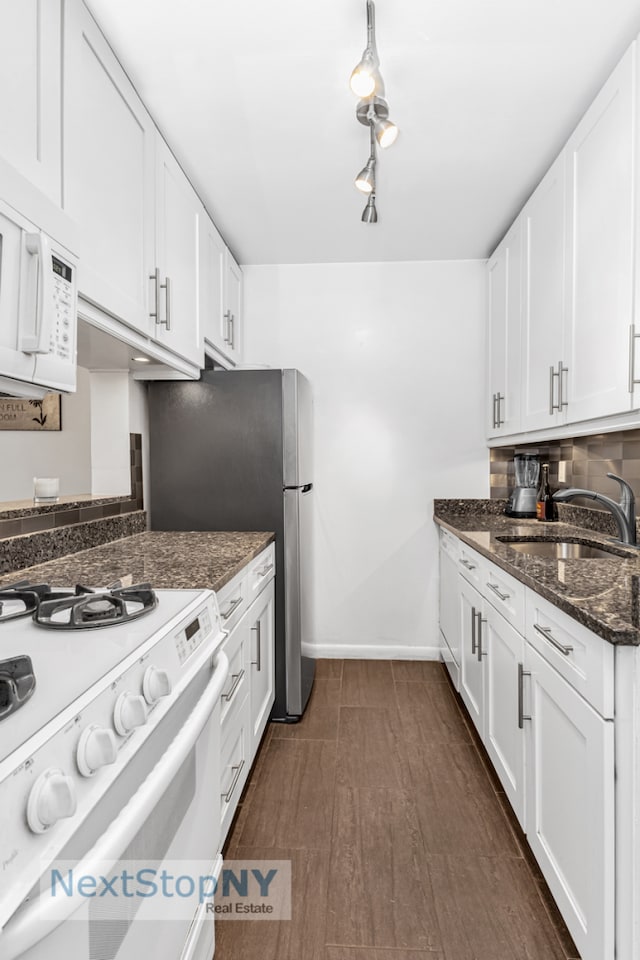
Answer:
0, 650, 229, 960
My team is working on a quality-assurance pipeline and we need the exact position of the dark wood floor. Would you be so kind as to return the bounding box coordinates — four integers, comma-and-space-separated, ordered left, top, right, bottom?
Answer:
218, 659, 581, 960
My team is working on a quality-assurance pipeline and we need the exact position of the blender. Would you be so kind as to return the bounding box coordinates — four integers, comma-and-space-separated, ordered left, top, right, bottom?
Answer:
505, 454, 540, 518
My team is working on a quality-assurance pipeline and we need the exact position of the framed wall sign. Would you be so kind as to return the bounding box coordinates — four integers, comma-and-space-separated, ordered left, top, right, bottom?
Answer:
0, 394, 62, 431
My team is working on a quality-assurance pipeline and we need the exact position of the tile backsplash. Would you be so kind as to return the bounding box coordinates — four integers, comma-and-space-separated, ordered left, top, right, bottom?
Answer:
490, 428, 640, 510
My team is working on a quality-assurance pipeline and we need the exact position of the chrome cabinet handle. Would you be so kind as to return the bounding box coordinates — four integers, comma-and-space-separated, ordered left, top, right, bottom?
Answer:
229, 313, 235, 349
486, 582, 510, 602
221, 759, 245, 803
223, 309, 232, 344
459, 558, 476, 571
477, 612, 487, 661
533, 623, 573, 656
495, 393, 504, 427
549, 365, 559, 414
518, 662, 531, 729
221, 596, 243, 620
251, 621, 262, 671
222, 668, 245, 703
161, 276, 171, 331
149, 267, 160, 323
629, 324, 640, 393
558, 360, 568, 410
256, 562, 274, 578
491, 393, 497, 429
471, 606, 477, 655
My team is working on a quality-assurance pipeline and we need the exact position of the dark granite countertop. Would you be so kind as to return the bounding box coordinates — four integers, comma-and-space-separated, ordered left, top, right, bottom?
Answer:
0, 531, 275, 593
0, 495, 134, 520
434, 499, 640, 645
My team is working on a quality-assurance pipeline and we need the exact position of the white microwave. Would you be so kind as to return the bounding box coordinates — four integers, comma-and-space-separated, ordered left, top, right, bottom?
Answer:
0, 196, 78, 397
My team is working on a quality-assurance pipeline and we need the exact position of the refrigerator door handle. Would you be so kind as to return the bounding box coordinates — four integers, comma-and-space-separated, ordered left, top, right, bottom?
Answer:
283, 483, 313, 493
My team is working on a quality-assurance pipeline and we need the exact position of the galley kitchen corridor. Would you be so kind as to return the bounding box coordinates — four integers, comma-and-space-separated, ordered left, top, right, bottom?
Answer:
218, 659, 580, 960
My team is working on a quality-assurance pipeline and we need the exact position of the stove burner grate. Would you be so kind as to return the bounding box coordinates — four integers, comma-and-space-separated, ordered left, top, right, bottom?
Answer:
33, 584, 158, 630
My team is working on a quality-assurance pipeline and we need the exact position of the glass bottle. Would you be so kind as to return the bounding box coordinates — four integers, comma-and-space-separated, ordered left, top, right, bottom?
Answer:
536, 463, 558, 522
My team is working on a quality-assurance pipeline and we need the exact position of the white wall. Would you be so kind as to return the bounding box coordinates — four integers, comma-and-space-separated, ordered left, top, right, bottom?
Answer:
0, 365, 92, 501
243, 260, 489, 658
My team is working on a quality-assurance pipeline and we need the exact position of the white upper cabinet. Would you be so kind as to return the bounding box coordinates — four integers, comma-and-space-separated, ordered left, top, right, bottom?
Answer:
520, 154, 567, 431
564, 43, 636, 422
486, 221, 522, 438
222, 249, 243, 366
63, 0, 155, 338
0, 0, 62, 204
200, 213, 226, 361
154, 140, 202, 368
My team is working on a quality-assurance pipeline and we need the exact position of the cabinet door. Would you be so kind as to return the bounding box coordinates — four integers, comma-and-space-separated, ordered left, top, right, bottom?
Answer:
0, 0, 62, 203
521, 154, 567, 431
564, 44, 635, 422
458, 577, 484, 738
200, 210, 228, 363
248, 579, 275, 757
486, 221, 521, 438
484, 607, 525, 827
439, 545, 461, 673
154, 139, 202, 367
222, 249, 243, 365
525, 643, 615, 960
63, 0, 155, 335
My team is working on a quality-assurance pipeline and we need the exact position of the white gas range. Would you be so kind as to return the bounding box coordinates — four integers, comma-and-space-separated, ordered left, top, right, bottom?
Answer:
0, 582, 229, 960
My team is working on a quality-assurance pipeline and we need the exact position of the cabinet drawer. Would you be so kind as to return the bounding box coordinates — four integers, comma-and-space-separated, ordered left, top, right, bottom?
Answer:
439, 527, 460, 562
483, 563, 525, 635
216, 568, 248, 632
220, 692, 251, 844
247, 543, 275, 600
457, 543, 486, 589
525, 591, 614, 718
220, 622, 250, 729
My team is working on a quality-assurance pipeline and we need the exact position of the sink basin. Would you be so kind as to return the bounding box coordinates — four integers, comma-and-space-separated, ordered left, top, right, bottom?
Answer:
497, 539, 627, 560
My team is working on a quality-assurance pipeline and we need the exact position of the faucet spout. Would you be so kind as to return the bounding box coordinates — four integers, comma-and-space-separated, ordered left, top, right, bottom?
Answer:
552, 473, 637, 546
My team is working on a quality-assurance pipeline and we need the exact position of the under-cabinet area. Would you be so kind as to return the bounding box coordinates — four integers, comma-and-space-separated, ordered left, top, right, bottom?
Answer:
436, 506, 640, 960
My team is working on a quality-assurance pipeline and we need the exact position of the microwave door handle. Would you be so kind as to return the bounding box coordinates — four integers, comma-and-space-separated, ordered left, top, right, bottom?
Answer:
0, 650, 230, 960
21, 232, 54, 354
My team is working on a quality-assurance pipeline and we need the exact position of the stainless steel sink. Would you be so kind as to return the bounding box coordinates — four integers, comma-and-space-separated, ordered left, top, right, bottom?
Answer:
497, 539, 625, 559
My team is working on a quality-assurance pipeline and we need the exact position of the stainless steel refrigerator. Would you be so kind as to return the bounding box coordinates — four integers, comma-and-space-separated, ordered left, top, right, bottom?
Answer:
147, 368, 315, 721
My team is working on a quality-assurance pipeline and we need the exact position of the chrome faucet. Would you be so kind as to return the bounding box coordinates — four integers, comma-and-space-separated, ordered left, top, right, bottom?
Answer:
552, 472, 637, 546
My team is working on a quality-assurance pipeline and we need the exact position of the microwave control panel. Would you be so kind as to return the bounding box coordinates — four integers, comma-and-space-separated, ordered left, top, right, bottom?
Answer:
50, 255, 74, 362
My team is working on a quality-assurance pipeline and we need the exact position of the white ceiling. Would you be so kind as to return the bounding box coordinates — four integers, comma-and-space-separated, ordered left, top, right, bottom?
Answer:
85, 0, 640, 265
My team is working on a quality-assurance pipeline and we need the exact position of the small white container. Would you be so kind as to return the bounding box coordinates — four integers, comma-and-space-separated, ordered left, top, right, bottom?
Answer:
33, 477, 59, 502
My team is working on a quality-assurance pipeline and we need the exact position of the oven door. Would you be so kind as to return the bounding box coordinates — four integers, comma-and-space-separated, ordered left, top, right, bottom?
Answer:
0, 651, 228, 960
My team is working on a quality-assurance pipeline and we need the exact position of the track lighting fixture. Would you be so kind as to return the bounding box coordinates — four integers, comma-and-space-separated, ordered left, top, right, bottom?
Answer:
349, 0, 398, 222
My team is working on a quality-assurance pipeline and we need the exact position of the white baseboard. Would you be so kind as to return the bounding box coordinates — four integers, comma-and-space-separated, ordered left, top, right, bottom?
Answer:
301, 642, 442, 661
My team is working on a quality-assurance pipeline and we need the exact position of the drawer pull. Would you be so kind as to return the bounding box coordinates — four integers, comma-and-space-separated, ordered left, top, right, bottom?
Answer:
486, 582, 511, 602
256, 562, 274, 578
471, 605, 477, 655
477, 611, 487, 661
221, 596, 243, 620
518, 662, 532, 729
222, 669, 245, 703
221, 759, 245, 803
251, 621, 262, 671
534, 623, 573, 656
460, 558, 476, 571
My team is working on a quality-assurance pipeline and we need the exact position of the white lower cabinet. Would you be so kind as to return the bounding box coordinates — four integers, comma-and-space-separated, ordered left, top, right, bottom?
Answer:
458, 576, 485, 738
438, 529, 616, 960
438, 530, 461, 688
525, 642, 615, 960
248, 579, 275, 758
484, 606, 526, 827
216, 545, 275, 845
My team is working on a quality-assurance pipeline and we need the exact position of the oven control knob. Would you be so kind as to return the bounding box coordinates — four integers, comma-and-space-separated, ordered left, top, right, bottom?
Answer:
113, 692, 147, 736
27, 769, 77, 834
77, 724, 118, 777
142, 666, 172, 705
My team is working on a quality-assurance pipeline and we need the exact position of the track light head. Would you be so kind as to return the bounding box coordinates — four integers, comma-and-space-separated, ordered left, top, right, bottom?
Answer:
355, 156, 376, 194
361, 194, 378, 224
